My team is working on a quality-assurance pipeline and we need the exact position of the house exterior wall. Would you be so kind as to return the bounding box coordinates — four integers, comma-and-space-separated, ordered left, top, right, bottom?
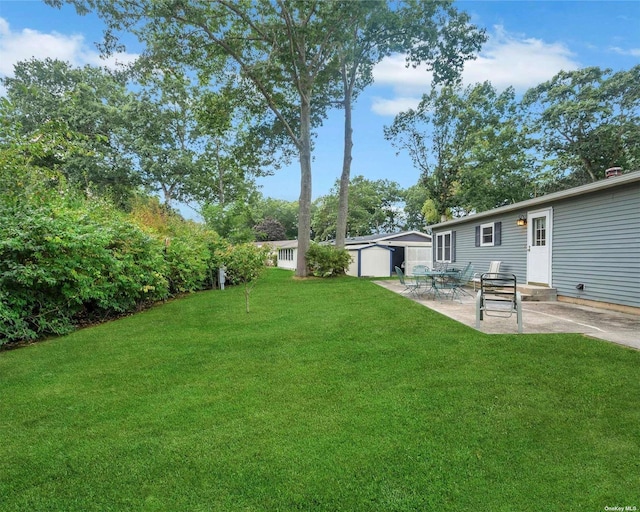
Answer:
276, 247, 297, 270
431, 178, 640, 309
551, 182, 640, 308
433, 211, 527, 281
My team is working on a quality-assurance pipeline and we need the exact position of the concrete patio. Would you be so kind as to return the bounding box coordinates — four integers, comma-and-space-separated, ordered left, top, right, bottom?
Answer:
375, 280, 640, 350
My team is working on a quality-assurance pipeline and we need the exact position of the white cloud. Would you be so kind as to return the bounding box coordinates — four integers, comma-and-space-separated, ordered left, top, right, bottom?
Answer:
0, 17, 138, 79
370, 96, 422, 116
372, 54, 434, 97
610, 46, 640, 57
467, 25, 579, 90
371, 24, 580, 117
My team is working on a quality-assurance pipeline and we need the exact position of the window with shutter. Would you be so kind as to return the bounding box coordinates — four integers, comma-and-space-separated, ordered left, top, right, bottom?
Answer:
480, 222, 493, 246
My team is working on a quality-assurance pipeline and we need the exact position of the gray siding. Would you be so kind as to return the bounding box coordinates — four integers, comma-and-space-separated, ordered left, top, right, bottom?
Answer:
551, 183, 640, 308
435, 212, 528, 283
432, 179, 640, 309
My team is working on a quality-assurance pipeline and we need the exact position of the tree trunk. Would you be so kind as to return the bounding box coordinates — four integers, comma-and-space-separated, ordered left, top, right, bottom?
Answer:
296, 94, 312, 278
335, 79, 353, 248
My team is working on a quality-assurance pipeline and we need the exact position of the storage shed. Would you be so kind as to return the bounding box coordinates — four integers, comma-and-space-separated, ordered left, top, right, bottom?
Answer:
344, 231, 432, 277
346, 244, 395, 278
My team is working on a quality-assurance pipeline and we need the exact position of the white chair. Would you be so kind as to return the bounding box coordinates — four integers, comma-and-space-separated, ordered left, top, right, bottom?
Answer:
472, 261, 501, 291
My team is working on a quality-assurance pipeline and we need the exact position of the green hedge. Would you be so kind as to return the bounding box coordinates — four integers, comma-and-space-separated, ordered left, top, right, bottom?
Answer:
306, 243, 352, 277
0, 196, 229, 346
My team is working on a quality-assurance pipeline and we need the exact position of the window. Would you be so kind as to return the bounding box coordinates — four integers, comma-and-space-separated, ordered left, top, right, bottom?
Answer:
533, 217, 546, 246
480, 222, 494, 246
278, 248, 294, 261
435, 231, 452, 262
475, 222, 502, 247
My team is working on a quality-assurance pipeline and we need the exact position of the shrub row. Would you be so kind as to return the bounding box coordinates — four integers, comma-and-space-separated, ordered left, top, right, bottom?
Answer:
0, 195, 229, 345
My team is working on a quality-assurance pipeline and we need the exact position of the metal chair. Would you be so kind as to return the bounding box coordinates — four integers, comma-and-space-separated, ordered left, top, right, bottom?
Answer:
450, 262, 474, 300
395, 266, 421, 297
434, 261, 449, 272
475, 273, 522, 333
411, 264, 428, 275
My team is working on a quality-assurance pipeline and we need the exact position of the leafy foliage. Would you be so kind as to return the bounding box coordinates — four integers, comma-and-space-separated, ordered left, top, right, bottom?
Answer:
313, 176, 404, 241
386, 82, 536, 219
523, 65, 640, 189
330, 0, 486, 246
305, 244, 352, 278
1, 58, 139, 208
253, 218, 287, 242
0, 196, 169, 343
217, 243, 271, 313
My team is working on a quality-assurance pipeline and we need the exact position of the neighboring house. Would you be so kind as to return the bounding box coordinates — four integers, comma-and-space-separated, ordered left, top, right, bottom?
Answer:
428, 170, 640, 312
261, 240, 298, 271
344, 231, 432, 277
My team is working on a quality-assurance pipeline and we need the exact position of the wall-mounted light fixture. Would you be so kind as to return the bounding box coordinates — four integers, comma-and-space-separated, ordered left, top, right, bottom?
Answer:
516, 215, 527, 227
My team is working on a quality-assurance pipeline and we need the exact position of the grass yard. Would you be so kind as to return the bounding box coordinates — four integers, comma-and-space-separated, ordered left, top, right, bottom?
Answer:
1, 268, 639, 511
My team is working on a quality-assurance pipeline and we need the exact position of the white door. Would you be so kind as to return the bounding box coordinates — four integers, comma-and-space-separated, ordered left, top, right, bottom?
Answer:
527, 209, 552, 285
406, 246, 430, 275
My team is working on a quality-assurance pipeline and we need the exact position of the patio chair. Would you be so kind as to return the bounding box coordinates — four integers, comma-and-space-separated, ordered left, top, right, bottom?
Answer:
472, 261, 501, 291
475, 273, 522, 333
434, 261, 448, 272
395, 266, 421, 297
411, 264, 429, 275
450, 262, 474, 300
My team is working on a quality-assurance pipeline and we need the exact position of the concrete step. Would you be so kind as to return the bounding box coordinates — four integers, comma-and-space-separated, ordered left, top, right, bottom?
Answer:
518, 285, 557, 301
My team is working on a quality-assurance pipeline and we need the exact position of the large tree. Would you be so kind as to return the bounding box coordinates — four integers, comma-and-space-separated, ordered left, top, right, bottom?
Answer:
385, 85, 466, 221
128, 65, 278, 209
47, 0, 364, 277
330, 0, 485, 247
126, 68, 204, 207
1, 58, 138, 207
522, 65, 640, 189
385, 81, 535, 219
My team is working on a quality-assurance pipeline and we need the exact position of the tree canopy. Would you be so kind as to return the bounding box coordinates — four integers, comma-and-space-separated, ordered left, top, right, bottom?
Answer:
523, 65, 640, 189
328, 0, 486, 246
1, 58, 138, 207
312, 176, 403, 240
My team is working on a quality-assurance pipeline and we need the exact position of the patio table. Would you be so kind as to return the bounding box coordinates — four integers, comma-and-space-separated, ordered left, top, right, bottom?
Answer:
413, 269, 461, 299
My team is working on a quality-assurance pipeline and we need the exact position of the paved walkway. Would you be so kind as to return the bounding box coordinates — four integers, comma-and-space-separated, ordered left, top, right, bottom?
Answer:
375, 280, 640, 350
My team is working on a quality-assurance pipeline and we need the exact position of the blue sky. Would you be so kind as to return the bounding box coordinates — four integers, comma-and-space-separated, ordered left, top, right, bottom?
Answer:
1, 0, 639, 204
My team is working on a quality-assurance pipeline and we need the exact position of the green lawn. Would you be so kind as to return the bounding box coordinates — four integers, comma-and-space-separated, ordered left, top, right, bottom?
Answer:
1, 268, 638, 511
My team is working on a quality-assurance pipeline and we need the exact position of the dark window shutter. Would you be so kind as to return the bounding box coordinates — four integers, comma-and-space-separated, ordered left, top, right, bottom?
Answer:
475, 226, 480, 247
452, 231, 456, 262
495, 222, 502, 246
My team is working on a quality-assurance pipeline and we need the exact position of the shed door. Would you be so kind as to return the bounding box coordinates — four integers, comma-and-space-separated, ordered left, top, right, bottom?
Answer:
406, 246, 430, 276
527, 208, 552, 285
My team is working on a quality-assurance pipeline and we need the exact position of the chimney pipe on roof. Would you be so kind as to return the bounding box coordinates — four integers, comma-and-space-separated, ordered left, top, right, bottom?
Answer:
605, 167, 623, 178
